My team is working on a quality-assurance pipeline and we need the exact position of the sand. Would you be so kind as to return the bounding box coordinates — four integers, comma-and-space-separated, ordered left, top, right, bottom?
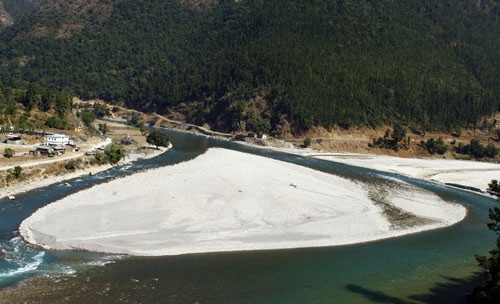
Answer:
306, 152, 500, 192
19, 148, 465, 256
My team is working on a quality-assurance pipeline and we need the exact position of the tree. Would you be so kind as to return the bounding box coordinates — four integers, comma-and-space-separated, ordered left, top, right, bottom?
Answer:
472, 209, 500, 302
4, 147, 14, 158
246, 115, 271, 135
79, 111, 96, 128
24, 83, 42, 110
45, 116, 70, 130
13, 166, 22, 178
40, 91, 55, 112
0, 92, 6, 108
55, 94, 71, 117
98, 123, 108, 135
5, 99, 17, 116
455, 140, 497, 159
489, 180, 500, 197
92, 103, 111, 118
104, 143, 125, 165
146, 129, 170, 148
303, 137, 311, 148
471, 180, 500, 302
128, 112, 143, 128
486, 144, 499, 158
423, 138, 448, 155
5, 165, 22, 183
64, 160, 78, 171
392, 124, 407, 143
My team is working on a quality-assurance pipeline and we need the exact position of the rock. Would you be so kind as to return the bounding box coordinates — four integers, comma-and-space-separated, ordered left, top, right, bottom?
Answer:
8, 195, 15, 200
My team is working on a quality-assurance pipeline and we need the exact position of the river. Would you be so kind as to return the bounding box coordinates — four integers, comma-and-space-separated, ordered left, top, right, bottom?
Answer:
0, 129, 497, 303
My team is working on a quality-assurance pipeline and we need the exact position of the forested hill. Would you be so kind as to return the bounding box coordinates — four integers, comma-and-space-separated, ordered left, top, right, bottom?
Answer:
0, 0, 42, 27
1, 0, 500, 135
0, 1, 13, 27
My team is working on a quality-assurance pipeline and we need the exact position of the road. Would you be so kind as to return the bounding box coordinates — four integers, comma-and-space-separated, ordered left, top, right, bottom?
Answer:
0, 137, 111, 171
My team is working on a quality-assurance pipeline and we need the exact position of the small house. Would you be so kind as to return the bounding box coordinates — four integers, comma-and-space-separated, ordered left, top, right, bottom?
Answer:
36, 145, 55, 156
52, 145, 67, 155
33, 130, 53, 137
495, 119, 500, 128
5, 136, 25, 145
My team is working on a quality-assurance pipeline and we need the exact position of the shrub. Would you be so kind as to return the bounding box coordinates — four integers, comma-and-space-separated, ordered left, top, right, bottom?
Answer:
45, 116, 71, 129
146, 130, 170, 148
4, 147, 14, 158
91, 151, 107, 165
79, 110, 96, 127
104, 144, 125, 165
98, 123, 108, 135
6, 166, 22, 182
423, 138, 448, 155
128, 112, 143, 128
392, 124, 407, 142
65, 160, 78, 171
246, 115, 271, 135
303, 137, 311, 148
13, 166, 22, 178
456, 140, 498, 159
92, 103, 111, 117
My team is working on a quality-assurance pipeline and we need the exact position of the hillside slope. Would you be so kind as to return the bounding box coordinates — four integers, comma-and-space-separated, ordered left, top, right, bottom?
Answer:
0, 0, 41, 25
0, 1, 13, 27
1, 0, 500, 135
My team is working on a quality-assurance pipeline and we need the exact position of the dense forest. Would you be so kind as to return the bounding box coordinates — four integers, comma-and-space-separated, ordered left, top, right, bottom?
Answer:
1, 0, 41, 21
1, 0, 500, 135
0, 0, 41, 28
0, 79, 73, 131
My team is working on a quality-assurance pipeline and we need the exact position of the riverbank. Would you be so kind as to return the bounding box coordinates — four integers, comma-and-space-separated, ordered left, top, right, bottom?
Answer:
0, 162, 112, 199
100, 97, 500, 160
0, 137, 112, 171
100, 101, 500, 193
0, 145, 169, 199
19, 148, 465, 256
302, 152, 500, 194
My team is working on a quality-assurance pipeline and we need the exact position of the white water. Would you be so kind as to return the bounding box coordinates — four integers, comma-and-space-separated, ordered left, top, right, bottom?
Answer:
0, 237, 45, 281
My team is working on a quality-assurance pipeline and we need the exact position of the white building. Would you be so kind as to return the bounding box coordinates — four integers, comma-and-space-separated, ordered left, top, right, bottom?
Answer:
44, 133, 71, 146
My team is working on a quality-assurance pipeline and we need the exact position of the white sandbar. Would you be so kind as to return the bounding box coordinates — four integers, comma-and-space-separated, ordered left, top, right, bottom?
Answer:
19, 148, 465, 256
309, 152, 500, 192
